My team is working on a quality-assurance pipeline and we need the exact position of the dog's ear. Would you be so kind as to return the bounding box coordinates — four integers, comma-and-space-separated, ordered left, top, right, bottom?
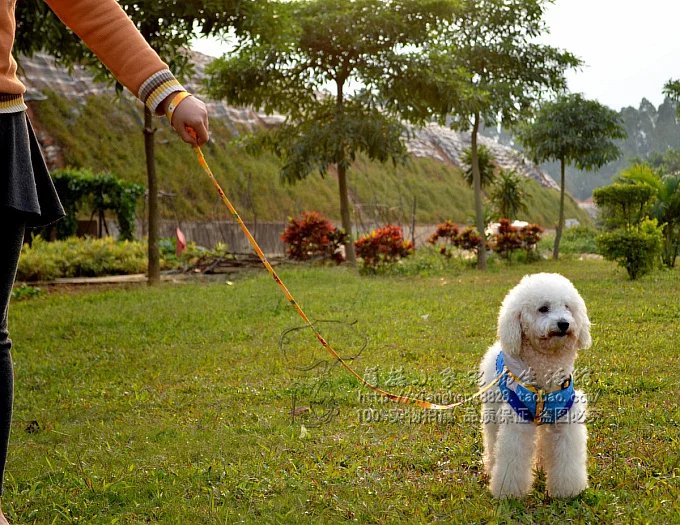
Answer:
576, 307, 592, 350
498, 298, 522, 357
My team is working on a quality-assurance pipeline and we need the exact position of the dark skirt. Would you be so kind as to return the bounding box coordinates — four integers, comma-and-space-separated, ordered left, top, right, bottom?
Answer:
1, 111, 65, 227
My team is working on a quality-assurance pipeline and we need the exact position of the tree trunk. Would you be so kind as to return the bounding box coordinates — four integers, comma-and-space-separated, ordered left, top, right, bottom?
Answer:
553, 158, 566, 261
335, 74, 356, 266
338, 161, 356, 266
471, 112, 487, 270
144, 106, 161, 285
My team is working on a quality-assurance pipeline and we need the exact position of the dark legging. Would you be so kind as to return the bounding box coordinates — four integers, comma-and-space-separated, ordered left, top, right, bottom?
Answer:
0, 208, 26, 496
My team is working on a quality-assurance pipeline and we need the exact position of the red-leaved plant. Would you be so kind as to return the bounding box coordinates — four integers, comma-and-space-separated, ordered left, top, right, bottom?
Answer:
428, 221, 487, 257
490, 219, 544, 259
457, 226, 485, 253
281, 212, 347, 264
491, 219, 522, 258
354, 225, 414, 270
427, 220, 460, 258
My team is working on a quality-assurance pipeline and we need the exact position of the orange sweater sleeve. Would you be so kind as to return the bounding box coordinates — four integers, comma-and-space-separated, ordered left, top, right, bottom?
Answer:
43, 0, 185, 113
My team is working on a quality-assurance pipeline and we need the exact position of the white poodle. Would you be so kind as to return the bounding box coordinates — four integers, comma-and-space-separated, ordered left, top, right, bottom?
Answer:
479, 273, 591, 499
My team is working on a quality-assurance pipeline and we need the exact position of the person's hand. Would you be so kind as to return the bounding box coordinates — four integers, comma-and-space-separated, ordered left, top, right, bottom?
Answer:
161, 93, 210, 146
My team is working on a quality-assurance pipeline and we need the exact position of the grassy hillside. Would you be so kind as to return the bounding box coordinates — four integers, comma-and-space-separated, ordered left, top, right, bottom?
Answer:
30, 91, 591, 228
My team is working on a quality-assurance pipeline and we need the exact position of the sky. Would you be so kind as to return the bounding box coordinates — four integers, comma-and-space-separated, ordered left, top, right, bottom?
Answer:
191, 0, 680, 112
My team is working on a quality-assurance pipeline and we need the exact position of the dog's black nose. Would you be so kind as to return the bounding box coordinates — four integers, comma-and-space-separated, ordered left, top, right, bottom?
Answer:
558, 321, 570, 332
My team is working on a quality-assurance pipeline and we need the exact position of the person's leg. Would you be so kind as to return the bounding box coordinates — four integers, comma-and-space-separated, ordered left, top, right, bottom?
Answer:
0, 208, 27, 521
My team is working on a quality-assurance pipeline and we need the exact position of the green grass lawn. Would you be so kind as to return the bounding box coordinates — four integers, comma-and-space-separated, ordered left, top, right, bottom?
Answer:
4, 259, 680, 524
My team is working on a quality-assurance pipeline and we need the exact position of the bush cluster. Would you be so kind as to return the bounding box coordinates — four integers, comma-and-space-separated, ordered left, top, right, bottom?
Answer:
428, 219, 543, 260
354, 225, 414, 271
491, 219, 544, 259
593, 181, 664, 279
596, 219, 664, 279
427, 221, 485, 257
16, 236, 198, 282
17, 236, 148, 281
281, 212, 347, 264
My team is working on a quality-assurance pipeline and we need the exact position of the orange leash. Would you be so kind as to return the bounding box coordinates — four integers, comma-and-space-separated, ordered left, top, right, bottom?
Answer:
187, 131, 500, 410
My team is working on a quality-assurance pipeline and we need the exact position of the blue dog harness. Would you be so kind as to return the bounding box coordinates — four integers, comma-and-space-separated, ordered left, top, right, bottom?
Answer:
495, 351, 575, 425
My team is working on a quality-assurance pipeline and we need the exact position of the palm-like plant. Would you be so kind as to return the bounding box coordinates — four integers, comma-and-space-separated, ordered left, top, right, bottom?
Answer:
461, 145, 497, 190
490, 168, 532, 220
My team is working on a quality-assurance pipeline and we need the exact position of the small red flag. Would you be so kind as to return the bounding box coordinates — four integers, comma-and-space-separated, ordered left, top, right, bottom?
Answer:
176, 228, 186, 257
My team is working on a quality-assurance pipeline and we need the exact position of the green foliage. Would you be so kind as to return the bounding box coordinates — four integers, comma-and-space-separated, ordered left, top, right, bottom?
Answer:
593, 183, 656, 230
593, 177, 663, 278
14, 0, 256, 85
354, 225, 415, 272
516, 93, 626, 257
541, 97, 680, 201
407, 0, 580, 269
426, 0, 581, 131
204, 0, 458, 247
516, 94, 627, 171
17, 236, 148, 281
538, 226, 599, 255
50, 168, 145, 241
461, 145, 497, 189
281, 212, 347, 264
489, 167, 532, 220
15, 236, 195, 282
597, 218, 664, 279
619, 162, 680, 268
10, 284, 44, 302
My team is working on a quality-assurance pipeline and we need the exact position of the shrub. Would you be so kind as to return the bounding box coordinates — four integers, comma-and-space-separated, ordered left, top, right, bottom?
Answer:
427, 221, 460, 258
537, 226, 598, 255
491, 219, 522, 258
281, 212, 347, 264
50, 168, 145, 241
16, 236, 189, 282
354, 225, 414, 271
593, 183, 656, 230
518, 223, 545, 260
596, 219, 664, 279
457, 227, 484, 253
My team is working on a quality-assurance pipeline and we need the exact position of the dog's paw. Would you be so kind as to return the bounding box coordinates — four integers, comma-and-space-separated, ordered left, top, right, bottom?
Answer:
489, 484, 531, 499
547, 479, 588, 499
489, 474, 533, 499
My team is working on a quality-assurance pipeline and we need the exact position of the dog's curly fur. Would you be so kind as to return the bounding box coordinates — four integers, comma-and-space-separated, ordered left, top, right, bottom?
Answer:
480, 273, 591, 498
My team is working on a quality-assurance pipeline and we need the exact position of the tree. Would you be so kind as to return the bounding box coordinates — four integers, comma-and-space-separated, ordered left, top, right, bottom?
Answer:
490, 167, 531, 220
516, 93, 626, 259
409, 0, 580, 270
204, 0, 458, 266
15, 0, 253, 284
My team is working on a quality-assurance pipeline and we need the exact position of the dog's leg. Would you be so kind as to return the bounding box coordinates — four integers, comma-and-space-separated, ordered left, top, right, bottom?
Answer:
534, 429, 545, 473
482, 414, 499, 476
489, 418, 537, 498
540, 392, 588, 498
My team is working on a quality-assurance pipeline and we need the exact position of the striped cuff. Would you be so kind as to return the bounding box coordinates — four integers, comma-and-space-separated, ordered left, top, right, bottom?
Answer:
138, 70, 185, 115
0, 93, 28, 113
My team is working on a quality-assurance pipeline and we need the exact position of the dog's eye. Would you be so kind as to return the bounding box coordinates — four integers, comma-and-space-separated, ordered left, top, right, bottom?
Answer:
538, 305, 550, 313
